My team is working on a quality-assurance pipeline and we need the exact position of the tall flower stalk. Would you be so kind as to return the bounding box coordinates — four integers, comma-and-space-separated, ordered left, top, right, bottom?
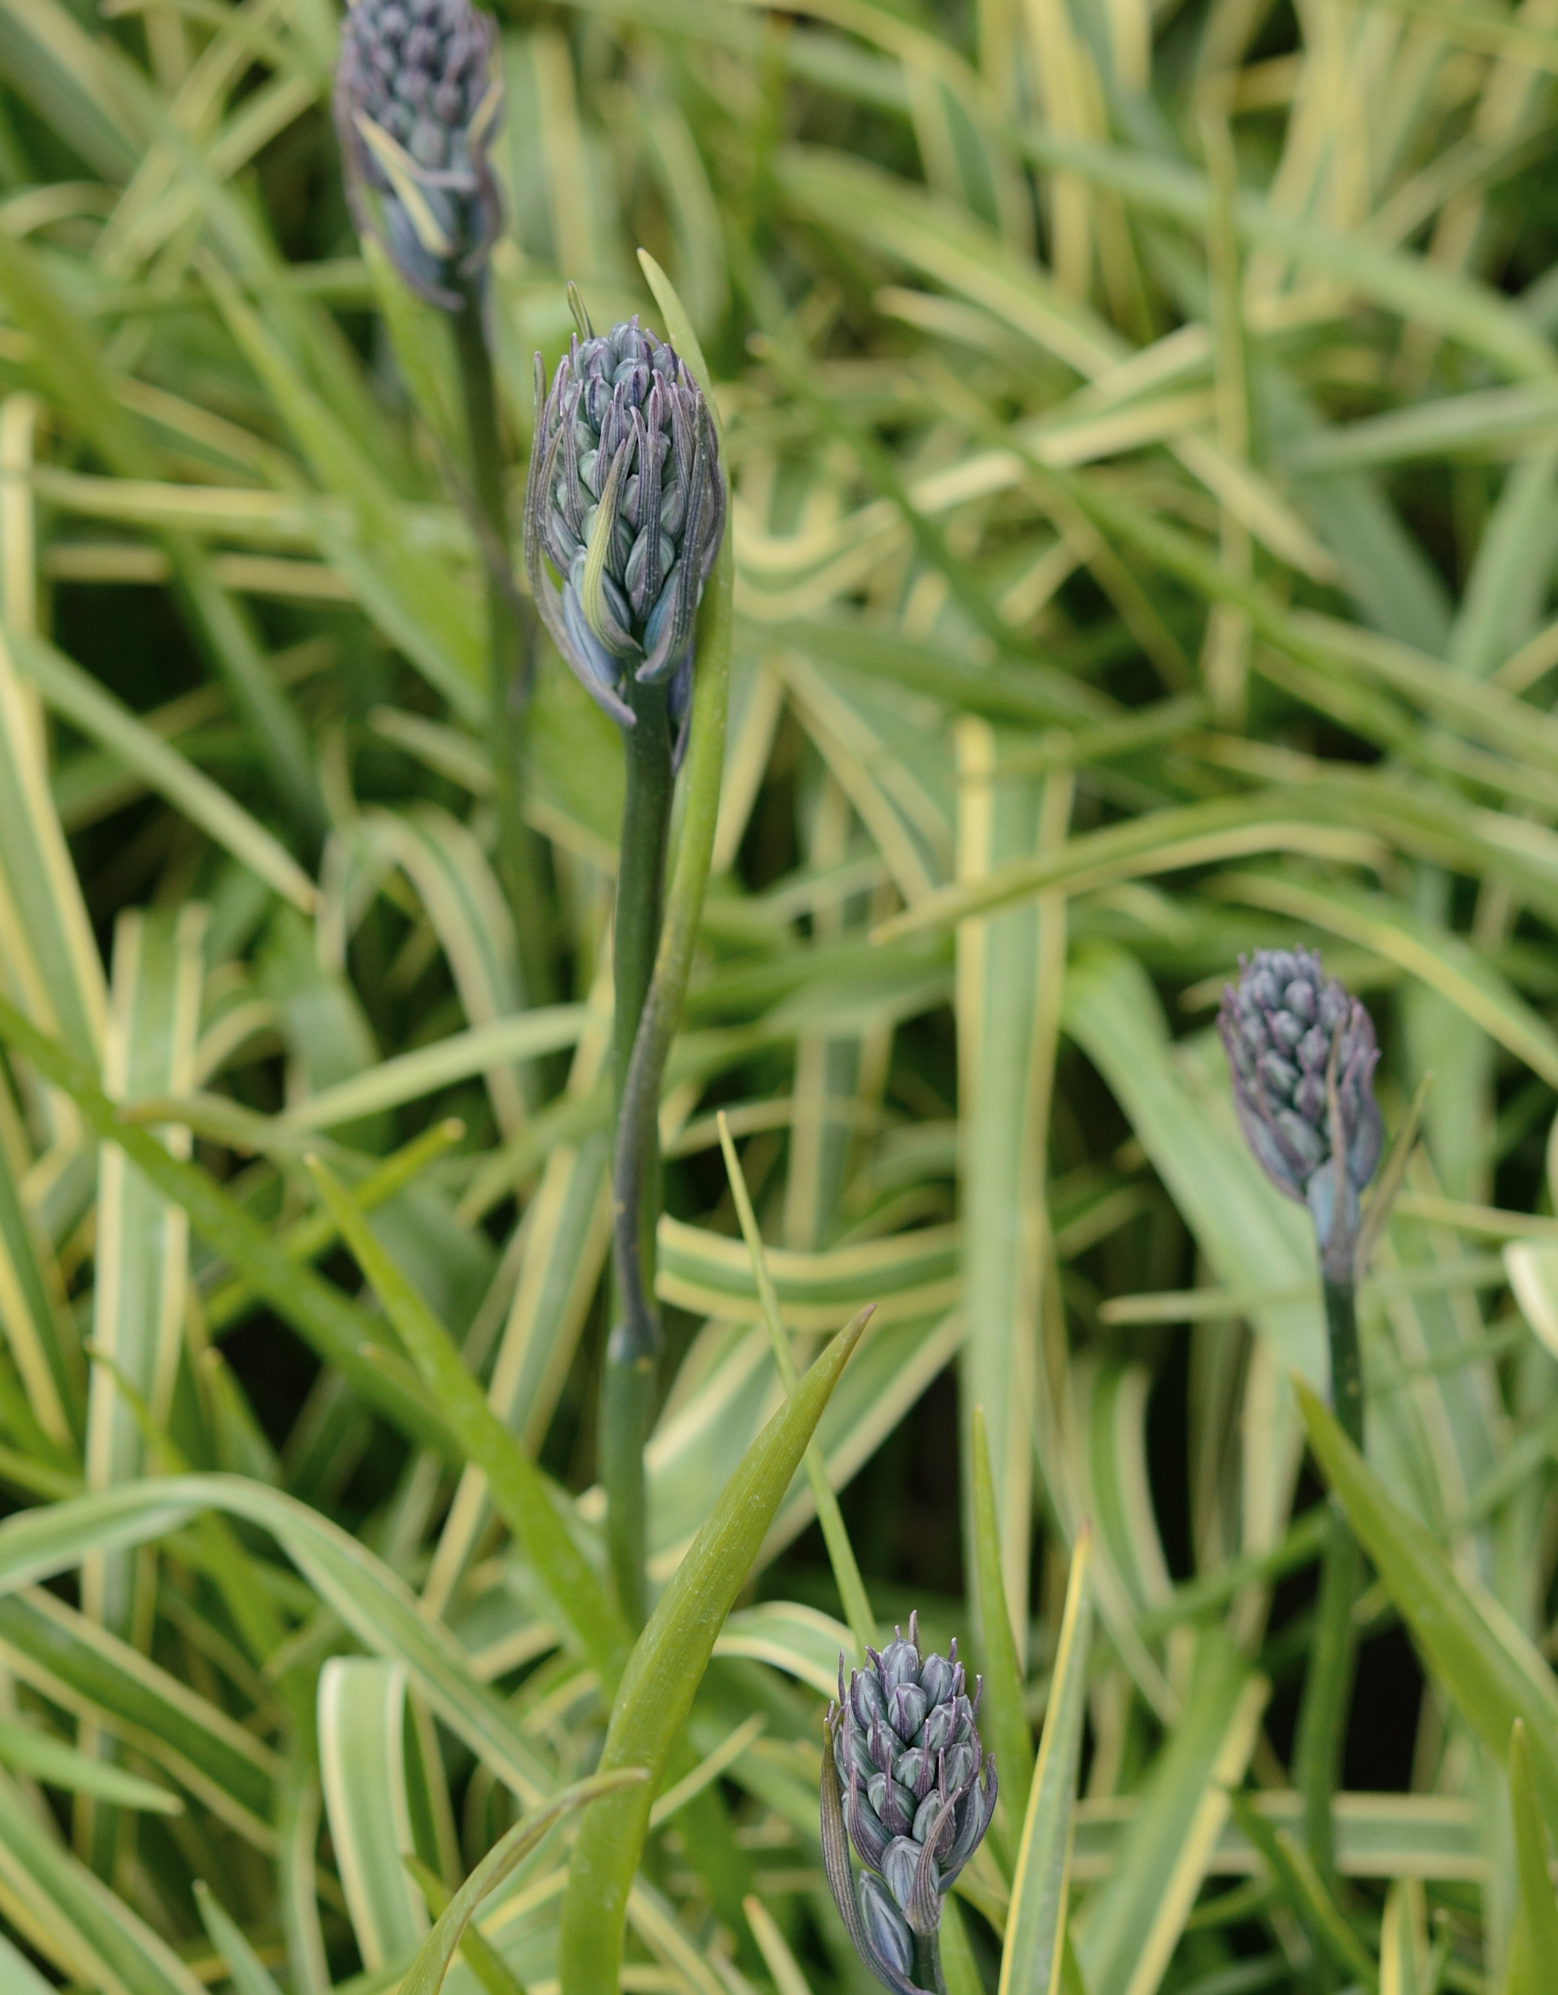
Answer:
1220, 949, 1382, 1909
334, 0, 555, 1009
524, 292, 727, 1623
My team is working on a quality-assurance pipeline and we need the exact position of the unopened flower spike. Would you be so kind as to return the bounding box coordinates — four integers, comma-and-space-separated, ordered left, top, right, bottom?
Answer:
1218, 947, 1383, 1270
820, 1611, 997, 1992
523, 302, 726, 749
334, 0, 504, 310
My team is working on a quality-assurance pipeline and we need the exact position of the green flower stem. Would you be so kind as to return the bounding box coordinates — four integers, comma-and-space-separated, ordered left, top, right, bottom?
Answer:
1321, 1274, 1363, 1449
450, 276, 556, 1016
913, 1934, 949, 1995
604, 539, 733, 1625
1293, 1271, 1364, 1911
602, 675, 675, 1627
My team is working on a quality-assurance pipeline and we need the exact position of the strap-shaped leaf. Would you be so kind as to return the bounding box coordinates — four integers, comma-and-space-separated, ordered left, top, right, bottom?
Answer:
998, 1529, 1092, 1995
400, 1770, 646, 1995
555, 1302, 874, 1991
317, 1660, 427, 1969
1298, 1378, 1558, 1837
304, 1155, 628, 1680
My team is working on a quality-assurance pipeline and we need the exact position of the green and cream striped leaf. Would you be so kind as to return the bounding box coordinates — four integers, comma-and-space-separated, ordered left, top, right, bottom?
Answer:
0, 1762, 205, 1995
318, 1659, 429, 1969
86, 904, 205, 1639
1074, 1632, 1268, 1995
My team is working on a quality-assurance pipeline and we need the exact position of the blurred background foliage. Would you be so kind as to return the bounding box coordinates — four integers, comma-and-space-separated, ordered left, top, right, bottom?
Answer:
2, 0, 1558, 1986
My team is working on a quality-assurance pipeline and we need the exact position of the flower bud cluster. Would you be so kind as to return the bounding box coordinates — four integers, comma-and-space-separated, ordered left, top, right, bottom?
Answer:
1219, 947, 1382, 1252
820, 1614, 997, 1992
523, 314, 724, 737
334, 0, 502, 309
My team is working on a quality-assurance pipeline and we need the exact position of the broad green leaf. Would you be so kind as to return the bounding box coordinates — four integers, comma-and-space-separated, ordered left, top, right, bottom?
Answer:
0, 1580, 273, 1827
1070, 1790, 1486, 1881
0, 1926, 59, 1995
0, 0, 142, 179
423, 1014, 612, 1616
0, 228, 321, 837
877, 789, 1380, 941
360, 807, 527, 1133
633, 1305, 962, 1581
654, 1214, 958, 1327
1380, 1880, 1429, 1995
1009, 131, 1558, 381
0, 1080, 77, 1446
201, 261, 484, 720
1073, 1358, 1175, 1620
998, 1530, 1092, 1995
283, 1007, 585, 1132
716, 1109, 873, 1654
0, 1588, 275, 1837
194, 1882, 286, 1995
0, 622, 106, 1074
711, 1600, 856, 1697
1227, 1793, 1379, 1989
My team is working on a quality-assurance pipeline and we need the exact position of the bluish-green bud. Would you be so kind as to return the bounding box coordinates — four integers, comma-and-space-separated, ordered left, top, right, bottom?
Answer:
523, 308, 725, 739
334, 0, 502, 309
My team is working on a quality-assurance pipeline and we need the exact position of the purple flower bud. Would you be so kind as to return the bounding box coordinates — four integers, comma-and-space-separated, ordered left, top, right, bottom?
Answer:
824, 1612, 999, 1963
888, 1681, 929, 1739
334, 0, 502, 309
1218, 947, 1382, 1258
523, 305, 725, 741
859, 1873, 915, 1979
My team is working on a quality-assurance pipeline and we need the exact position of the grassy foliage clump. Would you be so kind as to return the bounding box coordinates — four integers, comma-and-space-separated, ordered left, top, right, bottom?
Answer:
1, 0, 1558, 1989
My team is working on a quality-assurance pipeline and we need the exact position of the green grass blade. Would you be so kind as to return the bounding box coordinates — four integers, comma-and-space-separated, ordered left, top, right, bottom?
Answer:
1506, 1719, 1558, 1993
1297, 1379, 1558, 1836
193, 1882, 286, 1995
317, 1660, 428, 1967
0, 1715, 179, 1814
716, 1110, 874, 1656
0, 993, 449, 1450
1075, 1630, 1269, 1995
997, 1527, 1092, 1995
11, 631, 316, 912
402, 1771, 646, 1995
555, 1303, 874, 1994
970, 1404, 1035, 1843
304, 1155, 628, 1677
